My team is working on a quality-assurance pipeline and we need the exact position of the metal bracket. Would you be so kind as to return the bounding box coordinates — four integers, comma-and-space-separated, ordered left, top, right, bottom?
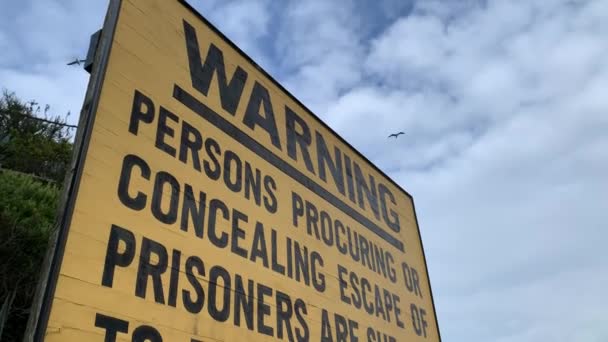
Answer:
84, 29, 102, 74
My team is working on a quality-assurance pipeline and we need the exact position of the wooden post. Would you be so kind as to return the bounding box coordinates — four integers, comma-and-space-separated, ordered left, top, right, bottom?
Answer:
23, 1, 122, 340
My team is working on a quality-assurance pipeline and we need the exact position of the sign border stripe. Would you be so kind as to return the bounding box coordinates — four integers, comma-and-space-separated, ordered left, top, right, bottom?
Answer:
28, 0, 124, 340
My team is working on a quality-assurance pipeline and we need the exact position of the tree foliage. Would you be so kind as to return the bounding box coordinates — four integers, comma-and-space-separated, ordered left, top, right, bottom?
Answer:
0, 171, 59, 341
0, 91, 74, 341
0, 90, 73, 183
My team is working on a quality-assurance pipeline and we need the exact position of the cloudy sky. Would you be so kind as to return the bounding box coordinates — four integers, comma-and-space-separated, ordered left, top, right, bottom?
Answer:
1, 0, 607, 340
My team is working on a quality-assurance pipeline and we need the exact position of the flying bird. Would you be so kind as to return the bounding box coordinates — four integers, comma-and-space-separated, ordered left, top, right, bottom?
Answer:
67, 58, 86, 66
388, 131, 405, 139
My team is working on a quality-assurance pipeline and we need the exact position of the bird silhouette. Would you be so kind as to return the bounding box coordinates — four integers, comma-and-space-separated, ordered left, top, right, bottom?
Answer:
388, 131, 405, 139
67, 58, 86, 66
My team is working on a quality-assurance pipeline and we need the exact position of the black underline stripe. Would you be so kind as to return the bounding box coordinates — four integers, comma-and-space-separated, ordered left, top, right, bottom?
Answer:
173, 84, 405, 253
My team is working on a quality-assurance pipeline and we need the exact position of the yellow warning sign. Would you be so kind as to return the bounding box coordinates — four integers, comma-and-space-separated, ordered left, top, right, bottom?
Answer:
32, 0, 440, 341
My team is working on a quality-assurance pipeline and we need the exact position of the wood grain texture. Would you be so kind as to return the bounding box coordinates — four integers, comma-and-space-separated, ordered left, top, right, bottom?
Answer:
34, 0, 441, 340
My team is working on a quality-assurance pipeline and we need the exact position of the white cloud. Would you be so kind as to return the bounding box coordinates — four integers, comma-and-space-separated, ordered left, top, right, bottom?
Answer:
274, 0, 365, 113
0, 0, 107, 126
289, 0, 608, 340
203, 0, 273, 65
1, 0, 606, 341
0, 0, 273, 126
0, 64, 88, 124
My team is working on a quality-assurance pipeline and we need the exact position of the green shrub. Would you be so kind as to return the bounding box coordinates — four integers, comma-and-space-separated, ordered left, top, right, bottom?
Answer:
0, 170, 59, 341
0, 90, 73, 184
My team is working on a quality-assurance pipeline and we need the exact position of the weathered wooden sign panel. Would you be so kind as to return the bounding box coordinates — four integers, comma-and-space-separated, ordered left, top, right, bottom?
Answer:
32, 0, 441, 341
